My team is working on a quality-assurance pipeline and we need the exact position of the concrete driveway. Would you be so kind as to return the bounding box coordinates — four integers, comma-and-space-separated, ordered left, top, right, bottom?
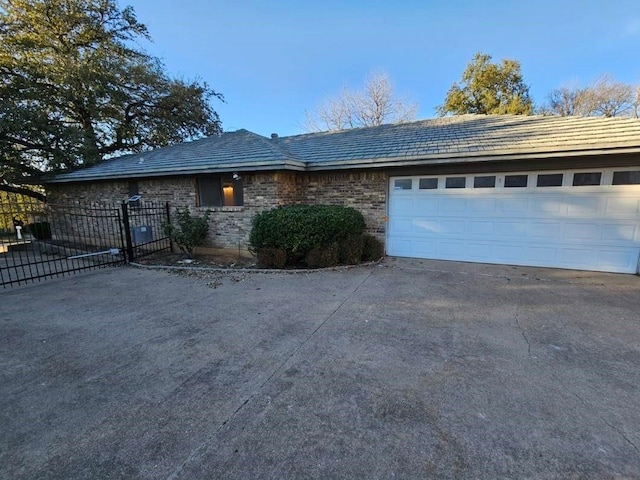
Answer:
1, 259, 639, 479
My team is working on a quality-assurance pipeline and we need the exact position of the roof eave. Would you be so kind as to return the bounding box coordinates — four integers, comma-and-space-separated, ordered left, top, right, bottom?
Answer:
40, 144, 640, 183
43, 159, 306, 183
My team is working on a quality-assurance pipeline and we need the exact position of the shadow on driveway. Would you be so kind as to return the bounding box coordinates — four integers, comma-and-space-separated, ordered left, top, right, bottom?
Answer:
1, 258, 639, 479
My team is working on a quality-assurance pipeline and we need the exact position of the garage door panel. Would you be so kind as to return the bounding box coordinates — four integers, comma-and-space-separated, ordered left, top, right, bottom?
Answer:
387, 238, 412, 256
438, 241, 467, 257
493, 244, 526, 261
527, 246, 558, 263
389, 197, 414, 215
602, 224, 638, 242
463, 242, 495, 259
439, 220, 466, 235
471, 198, 497, 213
388, 174, 640, 273
412, 219, 442, 235
497, 197, 528, 213
441, 198, 467, 213
494, 222, 527, 237
597, 249, 636, 271
605, 198, 640, 215
529, 197, 569, 218
527, 222, 563, 239
414, 198, 438, 213
564, 223, 600, 241
566, 197, 603, 216
469, 221, 494, 235
560, 247, 598, 267
413, 240, 436, 256
388, 219, 414, 238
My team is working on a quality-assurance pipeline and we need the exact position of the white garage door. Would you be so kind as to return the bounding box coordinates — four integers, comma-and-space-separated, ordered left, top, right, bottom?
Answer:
387, 169, 640, 273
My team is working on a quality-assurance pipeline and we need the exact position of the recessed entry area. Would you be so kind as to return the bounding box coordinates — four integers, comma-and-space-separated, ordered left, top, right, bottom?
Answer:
387, 168, 640, 273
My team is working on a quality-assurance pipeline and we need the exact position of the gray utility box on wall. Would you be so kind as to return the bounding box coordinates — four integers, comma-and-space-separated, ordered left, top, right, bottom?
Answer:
131, 226, 153, 244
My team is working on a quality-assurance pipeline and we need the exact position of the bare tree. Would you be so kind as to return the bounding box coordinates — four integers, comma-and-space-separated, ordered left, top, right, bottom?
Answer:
589, 75, 634, 117
545, 86, 591, 116
305, 87, 355, 131
305, 72, 417, 132
544, 75, 635, 117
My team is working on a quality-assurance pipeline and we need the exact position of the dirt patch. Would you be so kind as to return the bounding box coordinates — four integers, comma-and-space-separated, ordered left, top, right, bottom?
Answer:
134, 252, 257, 269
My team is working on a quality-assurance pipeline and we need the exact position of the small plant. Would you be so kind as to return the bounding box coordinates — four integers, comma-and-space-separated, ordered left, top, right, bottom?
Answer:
361, 234, 384, 262
27, 221, 52, 240
163, 208, 211, 257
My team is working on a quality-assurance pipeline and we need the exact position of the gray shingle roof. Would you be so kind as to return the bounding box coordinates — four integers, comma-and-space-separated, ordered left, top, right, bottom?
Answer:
46, 114, 640, 183
284, 114, 640, 168
48, 129, 305, 182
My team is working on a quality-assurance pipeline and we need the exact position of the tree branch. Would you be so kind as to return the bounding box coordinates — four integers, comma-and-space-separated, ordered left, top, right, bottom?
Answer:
0, 184, 46, 202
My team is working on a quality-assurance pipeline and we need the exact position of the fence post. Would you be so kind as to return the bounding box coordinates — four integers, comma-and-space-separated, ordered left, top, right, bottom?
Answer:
165, 201, 174, 253
121, 201, 134, 262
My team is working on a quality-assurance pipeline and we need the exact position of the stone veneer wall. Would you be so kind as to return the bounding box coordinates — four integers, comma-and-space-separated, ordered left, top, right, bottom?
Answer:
45, 169, 388, 252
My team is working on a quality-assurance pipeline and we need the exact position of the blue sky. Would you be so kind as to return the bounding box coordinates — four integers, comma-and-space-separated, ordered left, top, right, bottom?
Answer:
126, 0, 640, 137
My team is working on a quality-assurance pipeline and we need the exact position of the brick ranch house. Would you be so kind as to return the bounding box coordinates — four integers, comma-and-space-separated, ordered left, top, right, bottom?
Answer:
43, 114, 640, 274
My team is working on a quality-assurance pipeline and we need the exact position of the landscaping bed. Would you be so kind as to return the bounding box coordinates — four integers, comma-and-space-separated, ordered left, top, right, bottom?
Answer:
134, 252, 257, 269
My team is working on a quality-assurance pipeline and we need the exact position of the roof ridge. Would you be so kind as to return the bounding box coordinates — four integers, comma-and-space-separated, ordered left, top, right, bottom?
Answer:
280, 114, 640, 140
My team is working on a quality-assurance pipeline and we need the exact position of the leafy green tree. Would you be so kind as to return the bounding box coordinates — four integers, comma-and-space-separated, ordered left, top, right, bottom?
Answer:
437, 52, 533, 116
0, 0, 223, 198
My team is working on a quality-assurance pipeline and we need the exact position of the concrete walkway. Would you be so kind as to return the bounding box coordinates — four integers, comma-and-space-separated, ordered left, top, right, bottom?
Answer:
1, 259, 639, 479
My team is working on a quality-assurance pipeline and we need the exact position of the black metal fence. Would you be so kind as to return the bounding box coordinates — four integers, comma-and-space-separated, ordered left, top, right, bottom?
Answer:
0, 193, 172, 288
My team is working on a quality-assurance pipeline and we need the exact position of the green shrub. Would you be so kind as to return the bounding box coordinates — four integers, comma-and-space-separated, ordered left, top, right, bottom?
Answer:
257, 247, 288, 269
27, 221, 52, 240
305, 243, 339, 268
249, 205, 365, 264
163, 208, 211, 257
338, 234, 364, 265
361, 234, 384, 261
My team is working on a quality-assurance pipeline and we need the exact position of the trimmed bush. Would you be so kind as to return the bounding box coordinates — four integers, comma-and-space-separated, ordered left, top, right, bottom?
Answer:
305, 243, 339, 268
27, 221, 52, 240
257, 247, 287, 269
361, 234, 384, 261
338, 234, 364, 265
249, 205, 365, 264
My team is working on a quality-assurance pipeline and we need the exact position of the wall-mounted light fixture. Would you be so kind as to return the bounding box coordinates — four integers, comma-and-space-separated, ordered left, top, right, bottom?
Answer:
223, 184, 234, 206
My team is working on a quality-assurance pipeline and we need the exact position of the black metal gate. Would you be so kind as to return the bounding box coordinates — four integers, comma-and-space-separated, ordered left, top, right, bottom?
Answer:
0, 193, 172, 288
121, 200, 173, 262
